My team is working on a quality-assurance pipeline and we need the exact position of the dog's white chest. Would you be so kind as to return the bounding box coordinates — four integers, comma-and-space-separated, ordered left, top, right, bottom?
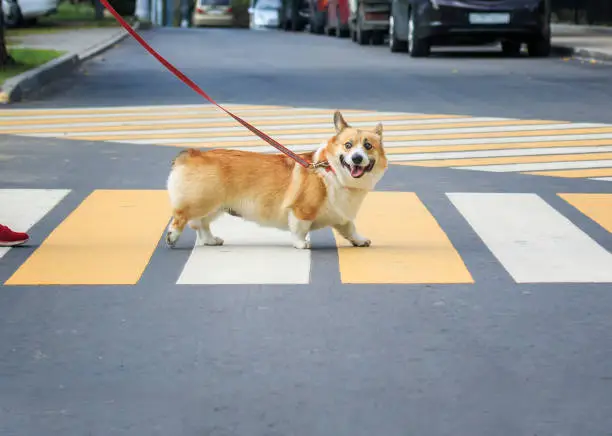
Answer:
313, 176, 367, 228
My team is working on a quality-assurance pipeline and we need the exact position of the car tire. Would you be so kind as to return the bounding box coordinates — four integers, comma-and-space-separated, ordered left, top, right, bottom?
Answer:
371, 30, 385, 45
407, 8, 429, 57
527, 35, 551, 57
389, 15, 407, 52
501, 41, 522, 56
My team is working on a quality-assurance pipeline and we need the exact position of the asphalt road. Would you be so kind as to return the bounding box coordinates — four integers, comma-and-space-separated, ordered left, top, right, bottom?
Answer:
2, 27, 612, 436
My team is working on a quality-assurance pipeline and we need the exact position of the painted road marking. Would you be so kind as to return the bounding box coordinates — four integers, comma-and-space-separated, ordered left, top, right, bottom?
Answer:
2, 104, 612, 181
60, 125, 612, 143
176, 214, 311, 285
455, 160, 612, 173
1, 189, 612, 285
386, 146, 612, 161
522, 167, 612, 179
559, 194, 612, 234
394, 152, 612, 168
334, 192, 473, 284
447, 193, 612, 283
4, 190, 171, 286
0, 189, 71, 260
17, 119, 565, 138
1, 116, 492, 134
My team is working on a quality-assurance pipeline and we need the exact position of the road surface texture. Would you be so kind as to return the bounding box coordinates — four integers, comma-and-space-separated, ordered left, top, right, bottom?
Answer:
1, 27, 612, 436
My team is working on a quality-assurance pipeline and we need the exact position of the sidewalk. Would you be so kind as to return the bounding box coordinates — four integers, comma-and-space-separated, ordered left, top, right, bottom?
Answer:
1, 25, 135, 104
7, 27, 129, 60
551, 23, 612, 61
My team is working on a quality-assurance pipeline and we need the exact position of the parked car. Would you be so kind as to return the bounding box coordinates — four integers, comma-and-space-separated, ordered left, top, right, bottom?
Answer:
306, 0, 327, 34
324, 0, 350, 37
348, 0, 391, 45
192, 0, 233, 27
278, 0, 310, 31
249, 0, 281, 29
2, 0, 59, 27
388, 0, 552, 57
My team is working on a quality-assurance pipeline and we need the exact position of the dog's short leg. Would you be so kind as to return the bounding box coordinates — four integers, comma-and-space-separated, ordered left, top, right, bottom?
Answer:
193, 210, 224, 246
288, 210, 312, 249
166, 212, 188, 248
333, 221, 371, 247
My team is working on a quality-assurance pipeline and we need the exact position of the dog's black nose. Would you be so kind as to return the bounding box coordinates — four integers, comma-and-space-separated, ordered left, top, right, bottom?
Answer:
351, 154, 363, 165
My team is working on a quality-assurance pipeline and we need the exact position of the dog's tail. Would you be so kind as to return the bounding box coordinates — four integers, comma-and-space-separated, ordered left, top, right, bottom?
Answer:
171, 148, 200, 169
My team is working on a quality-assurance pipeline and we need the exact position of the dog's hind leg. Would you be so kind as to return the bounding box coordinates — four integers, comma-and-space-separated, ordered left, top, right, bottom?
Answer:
333, 221, 371, 247
192, 209, 224, 247
165, 210, 189, 248
288, 210, 312, 249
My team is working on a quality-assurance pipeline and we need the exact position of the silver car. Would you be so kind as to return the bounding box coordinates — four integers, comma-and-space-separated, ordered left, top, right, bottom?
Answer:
249, 0, 281, 29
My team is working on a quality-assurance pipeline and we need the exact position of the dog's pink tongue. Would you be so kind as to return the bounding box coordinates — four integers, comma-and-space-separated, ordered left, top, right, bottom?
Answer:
351, 166, 366, 178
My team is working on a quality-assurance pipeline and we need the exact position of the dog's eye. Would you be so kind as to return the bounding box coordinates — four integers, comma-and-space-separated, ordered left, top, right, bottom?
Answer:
344, 142, 352, 149
364, 141, 372, 150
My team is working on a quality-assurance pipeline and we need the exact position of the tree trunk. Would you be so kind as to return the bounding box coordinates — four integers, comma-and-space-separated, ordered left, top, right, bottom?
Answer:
0, 4, 14, 67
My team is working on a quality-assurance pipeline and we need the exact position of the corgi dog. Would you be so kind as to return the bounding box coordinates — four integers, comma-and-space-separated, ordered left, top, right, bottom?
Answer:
164, 110, 388, 249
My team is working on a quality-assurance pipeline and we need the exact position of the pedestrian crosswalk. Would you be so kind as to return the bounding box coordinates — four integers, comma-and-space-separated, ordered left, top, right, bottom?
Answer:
2, 104, 612, 182
1, 188, 611, 286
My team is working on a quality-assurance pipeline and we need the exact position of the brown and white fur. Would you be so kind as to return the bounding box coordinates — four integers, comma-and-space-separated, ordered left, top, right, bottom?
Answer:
164, 110, 388, 249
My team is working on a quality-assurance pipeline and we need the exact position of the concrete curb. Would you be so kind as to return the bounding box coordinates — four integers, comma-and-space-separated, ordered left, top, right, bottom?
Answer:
0, 21, 141, 104
551, 44, 612, 63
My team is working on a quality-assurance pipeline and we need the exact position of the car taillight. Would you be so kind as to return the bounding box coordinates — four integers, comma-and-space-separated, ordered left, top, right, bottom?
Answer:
227, 6, 232, 12
196, 6, 206, 13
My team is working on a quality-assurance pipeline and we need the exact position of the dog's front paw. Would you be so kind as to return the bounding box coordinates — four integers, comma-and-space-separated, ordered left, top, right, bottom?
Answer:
293, 240, 311, 249
165, 231, 179, 248
351, 237, 371, 247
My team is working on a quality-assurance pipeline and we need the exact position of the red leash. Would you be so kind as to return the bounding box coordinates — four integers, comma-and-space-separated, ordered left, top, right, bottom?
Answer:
99, 0, 318, 169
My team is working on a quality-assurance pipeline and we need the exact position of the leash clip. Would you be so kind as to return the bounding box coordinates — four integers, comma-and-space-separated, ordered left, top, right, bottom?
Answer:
310, 160, 331, 170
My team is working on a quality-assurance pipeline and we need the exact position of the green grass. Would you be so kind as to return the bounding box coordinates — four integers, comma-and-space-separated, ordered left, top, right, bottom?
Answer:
0, 48, 65, 86
39, 1, 121, 26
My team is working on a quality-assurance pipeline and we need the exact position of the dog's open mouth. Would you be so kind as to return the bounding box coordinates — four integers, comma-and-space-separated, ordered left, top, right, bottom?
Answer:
340, 155, 375, 178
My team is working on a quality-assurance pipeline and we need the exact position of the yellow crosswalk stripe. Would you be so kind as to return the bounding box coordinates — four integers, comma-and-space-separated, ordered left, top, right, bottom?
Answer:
558, 194, 612, 234
334, 192, 474, 284
395, 152, 612, 167
523, 167, 612, 178
386, 139, 612, 155
4, 190, 171, 286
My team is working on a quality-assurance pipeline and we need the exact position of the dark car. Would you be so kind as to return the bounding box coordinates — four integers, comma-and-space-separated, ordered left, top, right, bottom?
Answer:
388, 0, 551, 57
279, 0, 311, 30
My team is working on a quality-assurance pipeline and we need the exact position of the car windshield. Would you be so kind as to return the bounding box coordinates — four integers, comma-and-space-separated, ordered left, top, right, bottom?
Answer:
199, 0, 230, 5
255, 0, 280, 9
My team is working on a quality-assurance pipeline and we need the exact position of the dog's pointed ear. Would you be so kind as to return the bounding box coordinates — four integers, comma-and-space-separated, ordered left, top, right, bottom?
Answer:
333, 110, 349, 133
373, 122, 383, 139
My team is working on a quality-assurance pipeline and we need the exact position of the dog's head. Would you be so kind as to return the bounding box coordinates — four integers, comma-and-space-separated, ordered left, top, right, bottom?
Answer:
323, 110, 388, 189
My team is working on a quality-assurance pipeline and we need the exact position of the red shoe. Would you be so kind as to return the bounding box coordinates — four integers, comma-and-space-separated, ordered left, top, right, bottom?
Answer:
0, 224, 29, 247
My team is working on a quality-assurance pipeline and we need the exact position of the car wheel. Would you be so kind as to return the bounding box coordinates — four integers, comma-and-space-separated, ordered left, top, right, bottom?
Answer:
527, 35, 551, 57
407, 8, 429, 57
501, 41, 522, 56
389, 15, 407, 52
371, 30, 385, 45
